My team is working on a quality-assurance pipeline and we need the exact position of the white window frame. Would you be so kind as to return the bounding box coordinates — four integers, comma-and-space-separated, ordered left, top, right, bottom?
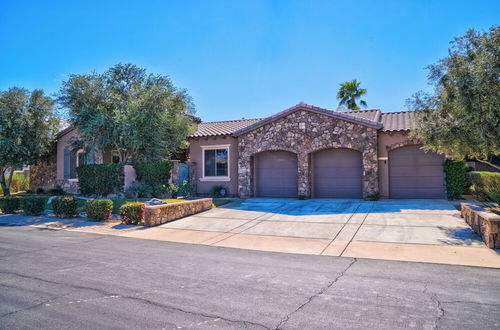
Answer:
111, 150, 121, 163
76, 149, 86, 168
200, 144, 230, 182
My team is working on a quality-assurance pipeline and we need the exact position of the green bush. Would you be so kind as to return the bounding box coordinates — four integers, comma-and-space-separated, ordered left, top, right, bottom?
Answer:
52, 196, 79, 218
152, 183, 169, 198
135, 161, 172, 185
77, 163, 124, 196
167, 184, 179, 198
210, 185, 229, 198
120, 202, 145, 225
468, 171, 500, 204
0, 196, 22, 213
20, 196, 47, 215
178, 180, 195, 197
127, 181, 153, 198
443, 160, 471, 199
86, 199, 113, 221
49, 186, 65, 195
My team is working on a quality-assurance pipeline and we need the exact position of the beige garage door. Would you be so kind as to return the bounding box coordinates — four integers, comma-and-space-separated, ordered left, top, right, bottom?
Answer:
255, 151, 298, 198
313, 148, 363, 198
389, 145, 445, 198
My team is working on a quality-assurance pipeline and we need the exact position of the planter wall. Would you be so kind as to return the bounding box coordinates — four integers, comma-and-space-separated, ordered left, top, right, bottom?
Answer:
461, 202, 500, 249
143, 198, 212, 227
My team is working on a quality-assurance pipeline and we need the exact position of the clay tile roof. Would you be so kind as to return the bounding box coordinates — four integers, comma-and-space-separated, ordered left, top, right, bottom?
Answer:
380, 111, 417, 132
190, 118, 264, 138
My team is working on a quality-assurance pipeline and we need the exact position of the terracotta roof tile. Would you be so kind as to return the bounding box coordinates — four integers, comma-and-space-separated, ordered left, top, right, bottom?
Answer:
380, 111, 417, 132
190, 118, 263, 137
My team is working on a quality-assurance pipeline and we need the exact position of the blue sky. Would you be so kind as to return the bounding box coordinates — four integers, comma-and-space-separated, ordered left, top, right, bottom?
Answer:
0, 0, 498, 121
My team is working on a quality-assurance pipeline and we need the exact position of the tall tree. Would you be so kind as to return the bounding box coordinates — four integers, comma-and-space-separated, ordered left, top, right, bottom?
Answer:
337, 79, 368, 110
58, 63, 196, 163
408, 26, 500, 169
0, 88, 58, 196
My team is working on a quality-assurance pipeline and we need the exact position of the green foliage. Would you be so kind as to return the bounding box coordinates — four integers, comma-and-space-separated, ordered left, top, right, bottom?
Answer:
20, 196, 47, 215
49, 186, 65, 195
152, 183, 169, 198
0, 173, 29, 196
36, 188, 45, 194
167, 184, 179, 198
210, 185, 229, 198
468, 171, 500, 204
0, 196, 21, 213
443, 160, 472, 199
86, 199, 113, 221
0, 87, 58, 196
298, 195, 306, 200
409, 26, 500, 162
365, 192, 380, 201
337, 79, 367, 110
135, 160, 172, 185
127, 181, 153, 198
52, 196, 79, 218
58, 63, 196, 163
120, 202, 145, 225
77, 163, 124, 196
178, 180, 195, 197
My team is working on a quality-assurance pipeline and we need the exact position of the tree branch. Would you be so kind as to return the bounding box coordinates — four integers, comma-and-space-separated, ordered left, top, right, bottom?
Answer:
476, 159, 500, 171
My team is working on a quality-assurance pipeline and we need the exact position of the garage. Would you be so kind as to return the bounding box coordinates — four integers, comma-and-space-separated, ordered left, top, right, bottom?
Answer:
255, 151, 298, 197
389, 145, 445, 198
313, 148, 363, 198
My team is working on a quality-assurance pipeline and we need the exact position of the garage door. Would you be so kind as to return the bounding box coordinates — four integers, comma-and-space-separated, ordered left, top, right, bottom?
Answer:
313, 148, 363, 198
256, 151, 298, 197
389, 145, 445, 198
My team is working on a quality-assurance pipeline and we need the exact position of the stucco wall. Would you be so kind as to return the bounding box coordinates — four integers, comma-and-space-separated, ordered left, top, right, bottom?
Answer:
238, 110, 379, 198
56, 129, 80, 180
188, 136, 239, 196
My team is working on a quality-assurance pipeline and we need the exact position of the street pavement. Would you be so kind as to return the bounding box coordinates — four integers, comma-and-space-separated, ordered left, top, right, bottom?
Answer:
1, 225, 499, 329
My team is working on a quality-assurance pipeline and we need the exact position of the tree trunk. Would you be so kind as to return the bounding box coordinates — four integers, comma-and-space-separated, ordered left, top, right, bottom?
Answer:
0, 167, 14, 197
477, 159, 500, 171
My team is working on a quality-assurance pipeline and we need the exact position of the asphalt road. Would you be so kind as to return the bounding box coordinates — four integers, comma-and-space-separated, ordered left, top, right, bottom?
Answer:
0, 226, 499, 330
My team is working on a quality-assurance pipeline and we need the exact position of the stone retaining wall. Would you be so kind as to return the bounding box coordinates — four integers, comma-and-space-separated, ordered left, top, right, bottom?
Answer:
461, 202, 500, 249
143, 198, 213, 227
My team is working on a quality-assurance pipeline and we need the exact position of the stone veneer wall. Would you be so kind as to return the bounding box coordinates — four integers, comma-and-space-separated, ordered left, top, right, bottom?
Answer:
461, 203, 500, 249
29, 147, 57, 191
238, 110, 379, 198
143, 198, 213, 226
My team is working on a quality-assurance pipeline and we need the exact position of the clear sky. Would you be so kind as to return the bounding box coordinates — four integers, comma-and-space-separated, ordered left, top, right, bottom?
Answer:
0, 0, 498, 122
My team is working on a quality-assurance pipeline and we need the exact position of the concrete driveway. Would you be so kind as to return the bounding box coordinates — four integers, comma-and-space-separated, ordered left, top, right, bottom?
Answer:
146, 198, 500, 268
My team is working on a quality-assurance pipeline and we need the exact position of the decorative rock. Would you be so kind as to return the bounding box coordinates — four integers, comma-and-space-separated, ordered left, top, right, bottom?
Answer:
146, 198, 168, 206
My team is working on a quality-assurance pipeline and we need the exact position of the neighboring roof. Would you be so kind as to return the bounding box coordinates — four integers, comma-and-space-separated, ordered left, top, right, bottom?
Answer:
56, 119, 74, 138
232, 103, 383, 136
190, 118, 264, 138
380, 111, 417, 132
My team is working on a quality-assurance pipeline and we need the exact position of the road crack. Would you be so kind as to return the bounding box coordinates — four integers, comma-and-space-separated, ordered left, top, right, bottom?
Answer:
423, 284, 445, 330
274, 258, 357, 329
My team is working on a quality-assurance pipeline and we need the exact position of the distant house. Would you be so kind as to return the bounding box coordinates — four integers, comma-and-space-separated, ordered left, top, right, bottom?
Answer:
33, 102, 457, 199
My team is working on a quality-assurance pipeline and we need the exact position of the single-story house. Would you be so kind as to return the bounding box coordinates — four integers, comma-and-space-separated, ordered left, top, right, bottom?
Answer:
32, 102, 449, 199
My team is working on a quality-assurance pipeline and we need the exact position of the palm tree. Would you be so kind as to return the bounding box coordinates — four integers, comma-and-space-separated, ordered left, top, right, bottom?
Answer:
337, 79, 367, 110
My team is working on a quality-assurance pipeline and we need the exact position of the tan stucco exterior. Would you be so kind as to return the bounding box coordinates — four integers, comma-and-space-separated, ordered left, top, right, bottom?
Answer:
188, 136, 239, 196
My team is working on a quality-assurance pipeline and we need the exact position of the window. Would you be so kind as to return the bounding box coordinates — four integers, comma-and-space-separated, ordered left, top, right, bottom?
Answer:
203, 147, 229, 178
112, 151, 120, 163
76, 150, 86, 168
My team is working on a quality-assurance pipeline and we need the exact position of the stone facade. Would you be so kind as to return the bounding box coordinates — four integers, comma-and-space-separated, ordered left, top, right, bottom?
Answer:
143, 198, 213, 226
29, 147, 57, 191
461, 202, 500, 249
237, 110, 379, 198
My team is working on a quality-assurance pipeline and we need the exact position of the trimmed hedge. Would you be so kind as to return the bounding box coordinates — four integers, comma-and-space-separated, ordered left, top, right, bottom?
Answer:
52, 195, 79, 218
77, 163, 124, 196
0, 196, 22, 213
86, 199, 113, 221
120, 202, 145, 225
20, 196, 47, 215
468, 171, 500, 204
135, 161, 172, 185
443, 160, 471, 199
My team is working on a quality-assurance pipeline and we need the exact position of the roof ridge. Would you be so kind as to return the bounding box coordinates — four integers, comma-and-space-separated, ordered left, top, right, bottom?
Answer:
381, 110, 415, 115
200, 118, 263, 124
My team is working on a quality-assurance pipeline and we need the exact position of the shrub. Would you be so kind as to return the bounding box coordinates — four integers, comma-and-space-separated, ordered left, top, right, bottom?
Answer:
152, 183, 169, 198
298, 195, 306, 200
77, 163, 124, 196
178, 180, 195, 197
365, 192, 380, 201
36, 188, 46, 194
210, 185, 229, 198
127, 181, 153, 198
135, 161, 172, 185
52, 196, 79, 218
0, 196, 22, 213
443, 160, 472, 199
86, 199, 113, 221
49, 186, 65, 195
468, 171, 500, 204
167, 184, 179, 198
120, 202, 145, 225
20, 196, 47, 215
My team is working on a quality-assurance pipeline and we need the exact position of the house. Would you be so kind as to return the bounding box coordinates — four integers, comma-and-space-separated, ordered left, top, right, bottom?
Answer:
32, 102, 447, 199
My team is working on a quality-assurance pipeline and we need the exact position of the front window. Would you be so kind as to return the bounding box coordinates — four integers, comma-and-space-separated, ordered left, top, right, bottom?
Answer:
112, 151, 121, 163
204, 148, 228, 177
76, 150, 86, 168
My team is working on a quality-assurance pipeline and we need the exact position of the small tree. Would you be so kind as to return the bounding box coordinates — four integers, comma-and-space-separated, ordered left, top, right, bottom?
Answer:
0, 88, 58, 196
58, 63, 196, 163
408, 26, 500, 169
337, 79, 367, 110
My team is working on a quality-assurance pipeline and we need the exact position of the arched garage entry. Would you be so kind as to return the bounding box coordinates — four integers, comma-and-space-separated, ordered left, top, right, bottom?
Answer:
389, 145, 445, 198
255, 151, 298, 197
312, 148, 363, 198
